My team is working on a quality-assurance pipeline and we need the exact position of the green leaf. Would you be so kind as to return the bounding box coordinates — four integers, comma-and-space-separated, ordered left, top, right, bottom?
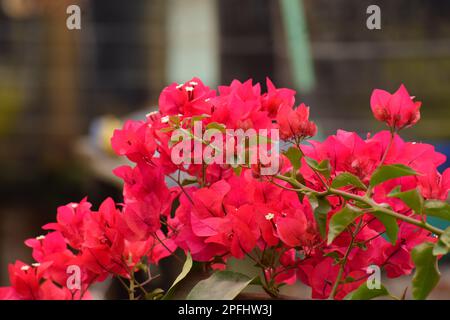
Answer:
187, 271, 254, 300
331, 173, 367, 190
205, 122, 226, 133
323, 251, 341, 263
433, 242, 448, 256
285, 147, 302, 173
169, 115, 181, 126
160, 126, 174, 133
256, 134, 272, 145
309, 195, 331, 239
433, 227, 450, 256
327, 205, 364, 245
294, 173, 306, 203
169, 134, 183, 147
388, 187, 423, 214
345, 283, 389, 300
411, 242, 440, 300
169, 128, 189, 147
162, 253, 193, 300
371, 211, 399, 244
423, 200, 450, 221
244, 134, 272, 148
232, 166, 242, 176
343, 276, 355, 284
305, 157, 331, 179
369, 164, 417, 188
181, 178, 198, 186
249, 277, 263, 286
145, 288, 165, 300
191, 114, 210, 122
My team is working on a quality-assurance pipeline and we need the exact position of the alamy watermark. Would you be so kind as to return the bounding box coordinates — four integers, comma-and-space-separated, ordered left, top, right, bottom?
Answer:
366, 264, 381, 289
366, 5, 381, 30
65, 4, 380, 31
66, 265, 81, 290
66, 5, 81, 30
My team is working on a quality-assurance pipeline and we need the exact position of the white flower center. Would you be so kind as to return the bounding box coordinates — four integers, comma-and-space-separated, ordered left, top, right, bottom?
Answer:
265, 213, 275, 220
161, 116, 170, 123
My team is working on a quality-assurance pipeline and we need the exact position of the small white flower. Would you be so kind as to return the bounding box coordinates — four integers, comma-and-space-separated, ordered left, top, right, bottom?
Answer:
32, 263, 41, 267
20, 265, 30, 271
189, 81, 198, 86
36, 235, 46, 240
265, 213, 275, 220
161, 115, 170, 123
185, 86, 194, 92
146, 111, 158, 118
70, 203, 78, 209
176, 84, 183, 89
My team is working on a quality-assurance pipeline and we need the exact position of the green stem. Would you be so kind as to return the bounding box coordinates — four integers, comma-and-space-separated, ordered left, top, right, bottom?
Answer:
274, 173, 324, 195
129, 274, 136, 300
366, 128, 395, 197
329, 220, 362, 299
329, 187, 443, 236
273, 175, 444, 236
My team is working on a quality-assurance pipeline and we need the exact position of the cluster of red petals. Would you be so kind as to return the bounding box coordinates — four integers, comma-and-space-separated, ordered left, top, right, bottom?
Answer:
371, 84, 422, 130
300, 130, 447, 298
277, 103, 317, 140
0, 197, 175, 300
1, 78, 448, 300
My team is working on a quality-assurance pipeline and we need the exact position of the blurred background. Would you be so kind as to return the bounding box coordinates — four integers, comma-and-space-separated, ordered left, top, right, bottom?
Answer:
0, 0, 449, 298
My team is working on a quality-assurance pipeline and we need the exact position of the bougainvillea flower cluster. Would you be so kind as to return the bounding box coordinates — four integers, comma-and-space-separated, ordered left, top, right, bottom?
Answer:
1, 78, 449, 300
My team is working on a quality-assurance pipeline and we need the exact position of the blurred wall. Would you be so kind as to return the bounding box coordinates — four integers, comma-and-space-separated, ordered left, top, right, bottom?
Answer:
0, 0, 450, 285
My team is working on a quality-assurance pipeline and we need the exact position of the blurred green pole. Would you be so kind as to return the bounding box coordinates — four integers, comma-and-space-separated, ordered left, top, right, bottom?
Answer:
280, 0, 315, 93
